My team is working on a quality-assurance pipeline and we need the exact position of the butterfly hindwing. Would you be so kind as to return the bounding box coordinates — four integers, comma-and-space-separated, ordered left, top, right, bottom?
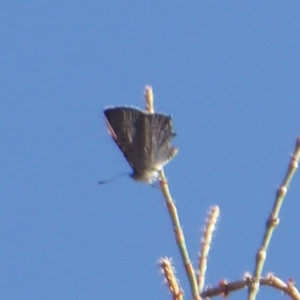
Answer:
146, 113, 178, 168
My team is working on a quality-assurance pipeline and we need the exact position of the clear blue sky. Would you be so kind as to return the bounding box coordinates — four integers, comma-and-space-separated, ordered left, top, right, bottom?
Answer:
1, 2, 300, 299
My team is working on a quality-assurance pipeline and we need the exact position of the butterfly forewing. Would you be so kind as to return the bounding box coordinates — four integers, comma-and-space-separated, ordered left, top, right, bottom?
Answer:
104, 107, 141, 169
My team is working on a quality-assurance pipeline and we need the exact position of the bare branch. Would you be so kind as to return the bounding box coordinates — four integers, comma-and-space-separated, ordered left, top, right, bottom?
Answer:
144, 86, 201, 300
248, 137, 300, 300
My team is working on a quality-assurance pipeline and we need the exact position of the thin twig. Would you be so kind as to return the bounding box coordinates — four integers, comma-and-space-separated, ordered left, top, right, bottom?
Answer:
198, 206, 219, 293
159, 257, 184, 300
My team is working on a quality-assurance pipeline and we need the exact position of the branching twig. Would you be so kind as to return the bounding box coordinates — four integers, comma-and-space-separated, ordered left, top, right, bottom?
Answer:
159, 170, 200, 300
201, 273, 300, 300
143, 86, 299, 300
144, 86, 201, 300
248, 137, 300, 300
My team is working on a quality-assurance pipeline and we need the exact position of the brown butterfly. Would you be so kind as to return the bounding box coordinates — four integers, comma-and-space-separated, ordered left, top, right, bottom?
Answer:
103, 107, 178, 183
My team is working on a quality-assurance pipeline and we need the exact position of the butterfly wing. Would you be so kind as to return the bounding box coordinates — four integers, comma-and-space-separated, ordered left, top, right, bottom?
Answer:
104, 107, 150, 172
104, 107, 178, 180
145, 113, 178, 169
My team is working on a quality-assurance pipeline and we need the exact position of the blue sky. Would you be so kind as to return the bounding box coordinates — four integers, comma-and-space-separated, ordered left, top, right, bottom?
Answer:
1, 2, 300, 299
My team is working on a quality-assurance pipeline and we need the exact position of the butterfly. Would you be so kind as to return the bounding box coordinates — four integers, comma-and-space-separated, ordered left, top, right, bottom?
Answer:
104, 107, 178, 183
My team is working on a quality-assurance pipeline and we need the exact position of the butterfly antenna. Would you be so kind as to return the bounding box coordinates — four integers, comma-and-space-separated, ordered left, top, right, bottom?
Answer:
98, 172, 128, 185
